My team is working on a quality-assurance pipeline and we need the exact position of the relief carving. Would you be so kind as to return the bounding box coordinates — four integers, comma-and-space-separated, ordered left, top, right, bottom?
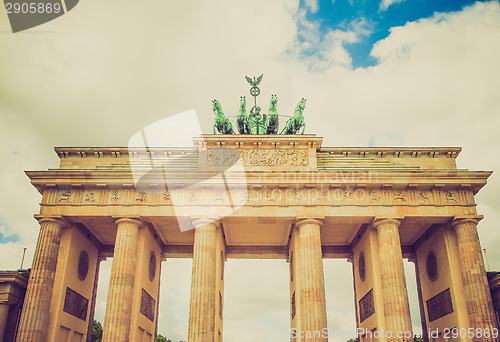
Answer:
289, 189, 304, 204
368, 190, 381, 203
57, 190, 72, 202
206, 149, 241, 167
187, 191, 198, 203
264, 189, 277, 204
214, 191, 224, 203
207, 149, 309, 167
110, 190, 120, 202
394, 191, 407, 202
446, 191, 458, 203
315, 190, 329, 204
136, 192, 146, 202
237, 191, 249, 205
162, 191, 171, 201
419, 191, 430, 203
84, 192, 96, 203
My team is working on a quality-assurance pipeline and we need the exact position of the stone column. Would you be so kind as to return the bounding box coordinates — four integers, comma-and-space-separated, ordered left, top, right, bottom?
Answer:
16, 217, 65, 342
373, 218, 412, 341
188, 219, 218, 342
452, 218, 499, 342
297, 218, 328, 341
102, 218, 141, 342
86, 255, 105, 342
0, 303, 10, 342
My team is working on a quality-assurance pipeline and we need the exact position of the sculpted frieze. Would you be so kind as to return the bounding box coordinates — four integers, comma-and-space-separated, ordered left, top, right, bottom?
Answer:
206, 148, 309, 167
46, 186, 472, 207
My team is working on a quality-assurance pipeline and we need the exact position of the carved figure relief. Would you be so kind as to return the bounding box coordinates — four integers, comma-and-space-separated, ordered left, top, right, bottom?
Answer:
214, 192, 224, 203
208, 149, 309, 167
110, 190, 120, 202
419, 191, 430, 203
162, 191, 171, 201
57, 190, 72, 202
238, 192, 249, 205
84, 192, 96, 203
368, 190, 381, 203
446, 191, 458, 203
316, 190, 329, 204
188, 191, 198, 203
206, 149, 240, 167
394, 191, 406, 202
344, 190, 353, 201
264, 189, 276, 204
136, 192, 146, 202
290, 189, 304, 204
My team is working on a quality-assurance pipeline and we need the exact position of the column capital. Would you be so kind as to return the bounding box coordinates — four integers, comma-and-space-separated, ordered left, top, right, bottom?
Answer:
372, 217, 403, 229
192, 217, 220, 229
114, 217, 143, 227
34, 216, 65, 227
451, 215, 483, 228
295, 217, 324, 228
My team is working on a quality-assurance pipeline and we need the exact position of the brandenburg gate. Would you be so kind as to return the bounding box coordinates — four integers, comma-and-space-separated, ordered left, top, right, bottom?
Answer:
11, 77, 500, 341
14, 134, 499, 342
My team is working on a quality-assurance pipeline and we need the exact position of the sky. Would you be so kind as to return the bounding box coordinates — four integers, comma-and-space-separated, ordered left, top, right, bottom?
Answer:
1, 0, 500, 341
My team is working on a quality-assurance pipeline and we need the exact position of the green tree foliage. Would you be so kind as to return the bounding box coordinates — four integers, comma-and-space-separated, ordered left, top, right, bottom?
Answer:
91, 320, 102, 342
155, 334, 172, 342
414, 335, 424, 342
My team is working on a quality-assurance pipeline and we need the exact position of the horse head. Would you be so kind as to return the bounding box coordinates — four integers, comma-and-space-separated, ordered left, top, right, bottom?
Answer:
295, 98, 306, 116
212, 99, 222, 116
271, 94, 277, 106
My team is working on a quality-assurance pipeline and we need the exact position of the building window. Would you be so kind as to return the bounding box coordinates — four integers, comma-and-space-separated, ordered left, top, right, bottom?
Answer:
290, 252, 294, 282
291, 292, 296, 319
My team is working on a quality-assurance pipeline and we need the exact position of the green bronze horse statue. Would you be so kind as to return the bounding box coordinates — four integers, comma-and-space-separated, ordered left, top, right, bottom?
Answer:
236, 96, 250, 134
282, 98, 306, 135
266, 94, 279, 134
212, 99, 234, 134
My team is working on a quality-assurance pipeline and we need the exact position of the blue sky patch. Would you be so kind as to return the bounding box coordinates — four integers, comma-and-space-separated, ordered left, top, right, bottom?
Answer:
298, 0, 489, 68
0, 218, 20, 244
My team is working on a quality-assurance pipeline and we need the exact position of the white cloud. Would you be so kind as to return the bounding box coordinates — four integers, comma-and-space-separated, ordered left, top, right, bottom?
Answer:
286, 13, 373, 69
304, 0, 319, 13
380, 0, 407, 11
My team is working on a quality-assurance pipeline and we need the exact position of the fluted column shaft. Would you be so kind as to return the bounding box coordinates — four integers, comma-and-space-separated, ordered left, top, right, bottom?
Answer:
374, 219, 412, 342
102, 218, 141, 342
0, 303, 10, 342
188, 219, 218, 342
297, 219, 327, 342
452, 218, 499, 342
16, 218, 64, 342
